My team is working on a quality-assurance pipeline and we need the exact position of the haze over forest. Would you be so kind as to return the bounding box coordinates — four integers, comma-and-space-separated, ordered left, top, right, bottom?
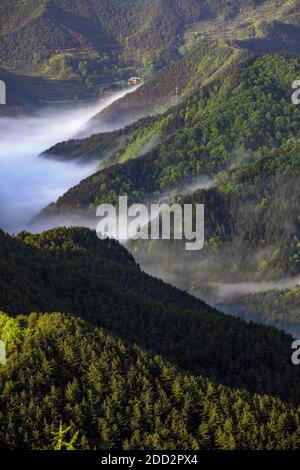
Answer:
1, 0, 300, 452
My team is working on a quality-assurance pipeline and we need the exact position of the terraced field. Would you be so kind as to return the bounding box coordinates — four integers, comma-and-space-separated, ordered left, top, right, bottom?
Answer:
184, 0, 298, 47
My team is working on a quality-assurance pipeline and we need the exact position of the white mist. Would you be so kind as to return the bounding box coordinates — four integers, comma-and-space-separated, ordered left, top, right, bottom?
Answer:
0, 89, 132, 233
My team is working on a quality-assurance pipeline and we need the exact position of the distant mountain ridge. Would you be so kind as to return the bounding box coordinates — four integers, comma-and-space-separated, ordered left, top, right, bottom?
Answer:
1, 0, 298, 64
1, 0, 300, 106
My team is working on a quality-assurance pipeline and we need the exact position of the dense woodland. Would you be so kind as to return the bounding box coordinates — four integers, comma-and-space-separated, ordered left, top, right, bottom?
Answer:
37, 53, 300, 335
0, 227, 299, 403
1, 310, 300, 450
0, 0, 274, 66
42, 54, 300, 208
42, 116, 156, 162
2, 0, 300, 451
91, 42, 247, 129
1, 0, 300, 107
1, 227, 300, 449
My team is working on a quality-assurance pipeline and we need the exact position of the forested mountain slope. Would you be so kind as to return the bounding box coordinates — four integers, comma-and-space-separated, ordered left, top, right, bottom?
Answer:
2, 0, 300, 453
89, 41, 247, 131
39, 55, 300, 210
1, 0, 299, 66
43, 41, 247, 153
0, 0, 273, 65
0, 227, 299, 404
1, 310, 300, 450
35, 53, 300, 335
41, 115, 157, 163
131, 162, 300, 336
0, 0, 204, 65
1, 0, 300, 105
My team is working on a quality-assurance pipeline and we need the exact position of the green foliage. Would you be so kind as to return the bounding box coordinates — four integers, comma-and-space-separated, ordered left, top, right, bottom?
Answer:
0, 227, 300, 405
154, 54, 300, 188
52, 422, 79, 450
1, 0, 300, 103
47, 54, 300, 208
35, 53, 300, 335
0, 0, 236, 71
1, 311, 300, 450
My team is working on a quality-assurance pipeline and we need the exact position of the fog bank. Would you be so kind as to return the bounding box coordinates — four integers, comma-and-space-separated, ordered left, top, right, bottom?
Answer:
0, 90, 132, 233
211, 276, 300, 301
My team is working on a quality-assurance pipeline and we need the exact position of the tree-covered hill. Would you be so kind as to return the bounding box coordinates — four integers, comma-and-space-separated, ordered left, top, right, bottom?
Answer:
89, 41, 247, 130
1, 0, 299, 66
2, 1, 300, 453
1, 310, 300, 450
34, 53, 300, 335
38, 54, 300, 210
42, 41, 246, 158
1, 0, 300, 105
41, 115, 157, 162
130, 160, 300, 336
0, 0, 203, 65
0, 227, 300, 404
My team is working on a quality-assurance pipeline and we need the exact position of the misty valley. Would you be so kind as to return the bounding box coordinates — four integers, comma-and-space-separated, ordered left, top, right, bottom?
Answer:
3, 86, 299, 338
1, 0, 300, 454
0, 89, 136, 232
